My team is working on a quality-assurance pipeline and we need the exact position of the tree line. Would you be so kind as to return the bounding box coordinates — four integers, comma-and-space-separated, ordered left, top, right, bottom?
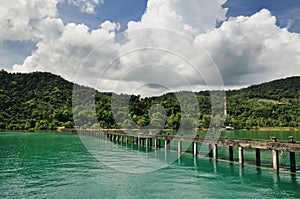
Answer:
0, 69, 299, 130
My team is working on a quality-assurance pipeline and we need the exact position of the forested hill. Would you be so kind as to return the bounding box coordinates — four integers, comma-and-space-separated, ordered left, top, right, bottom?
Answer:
226, 76, 300, 129
0, 70, 74, 130
0, 69, 299, 130
228, 76, 300, 99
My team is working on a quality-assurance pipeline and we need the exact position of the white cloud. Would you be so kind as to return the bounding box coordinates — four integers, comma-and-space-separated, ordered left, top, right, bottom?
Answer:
10, 1, 300, 96
67, 0, 104, 14
0, 0, 59, 42
100, 20, 120, 31
13, 21, 119, 85
195, 9, 300, 86
128, 0, 227, 37
13, 0, 227, 96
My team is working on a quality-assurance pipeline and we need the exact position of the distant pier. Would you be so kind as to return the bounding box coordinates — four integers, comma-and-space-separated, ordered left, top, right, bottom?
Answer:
64, 129, 300, 173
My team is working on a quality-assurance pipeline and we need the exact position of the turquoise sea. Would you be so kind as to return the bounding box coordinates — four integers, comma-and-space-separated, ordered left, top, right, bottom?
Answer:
1, 131, 300, 198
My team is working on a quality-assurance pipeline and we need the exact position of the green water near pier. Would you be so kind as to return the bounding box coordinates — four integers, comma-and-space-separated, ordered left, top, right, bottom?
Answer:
1, 131, 300, 198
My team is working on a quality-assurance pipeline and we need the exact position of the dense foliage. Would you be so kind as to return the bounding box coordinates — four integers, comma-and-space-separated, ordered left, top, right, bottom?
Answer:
0, 69, 299, 130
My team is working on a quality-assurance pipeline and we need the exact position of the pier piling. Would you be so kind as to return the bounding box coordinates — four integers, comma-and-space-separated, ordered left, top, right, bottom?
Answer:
229, 146, 234, 161
271, 137, 279, 170
290, 152, 296, 172
145, 138, 149, 148
178, 141, 182, 154
256, 149, 261, 167
213, 144, 218, 159
193, 142, 198, 156
208, 144, 213, 158
165, 139, 170, 151
238, 147, 244, 164
71, 129, 300, 173
272, 150, 279, 170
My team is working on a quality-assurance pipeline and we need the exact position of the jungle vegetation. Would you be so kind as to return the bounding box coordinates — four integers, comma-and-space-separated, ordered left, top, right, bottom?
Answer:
0, 69, 299, 130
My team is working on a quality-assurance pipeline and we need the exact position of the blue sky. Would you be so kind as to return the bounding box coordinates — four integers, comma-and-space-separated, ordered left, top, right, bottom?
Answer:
57, 0, 300, 33
2, 0, 299, 71
223, 0, 300, 33
1, 0, 300, 95
57, 0, 148, 31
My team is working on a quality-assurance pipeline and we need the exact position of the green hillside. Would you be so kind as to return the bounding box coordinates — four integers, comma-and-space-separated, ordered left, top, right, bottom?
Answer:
0, 69, 299, 130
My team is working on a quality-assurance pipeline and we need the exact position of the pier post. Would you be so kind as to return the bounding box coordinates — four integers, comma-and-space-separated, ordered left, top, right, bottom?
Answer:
272, 150, 279, 170
208, 144, 213, 158
165, 139, 170, 150
155, 139, 161, 148
178, 141, 182, 154
229, 146, 234, 161
255, 149, 261, 166
145, 138, 149, 148
125, 136, 129, 144
131, 136, 134, 144
290, 152, 296, 172
213, 144, 218, 159
143, 138, 145, 146
149, 138, 152, 147
271, 137, 279, 170
193, 142, 198, 156
289, 136, 296, 172
238, 147, 244, 164
137, 137, 140, 145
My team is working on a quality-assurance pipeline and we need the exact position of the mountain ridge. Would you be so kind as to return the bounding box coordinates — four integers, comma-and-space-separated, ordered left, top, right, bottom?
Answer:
0, 69, 299, 130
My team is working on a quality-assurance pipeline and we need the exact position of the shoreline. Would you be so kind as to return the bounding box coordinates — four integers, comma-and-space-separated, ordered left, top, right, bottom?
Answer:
1, 127, 299, 132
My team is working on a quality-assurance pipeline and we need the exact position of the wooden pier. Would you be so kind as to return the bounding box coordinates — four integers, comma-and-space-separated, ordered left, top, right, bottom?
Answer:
64, 129, 300, 173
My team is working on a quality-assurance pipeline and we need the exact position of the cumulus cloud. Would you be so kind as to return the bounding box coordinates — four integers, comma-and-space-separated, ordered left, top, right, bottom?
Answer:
0, 0, 59, 42
13, 21, 119, 83
67, 0, 104, 14
12, 0, 227, 96
9, 0, 300, 96
195, 9, 300, 86
128, 0, 227, 37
